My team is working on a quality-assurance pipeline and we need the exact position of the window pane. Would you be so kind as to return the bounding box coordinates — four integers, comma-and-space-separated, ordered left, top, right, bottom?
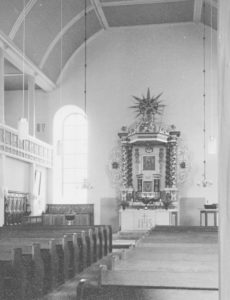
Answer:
63, 141, 87, 154
63, 169, 87, 183
63, 184, 87, 202
63, 126, 87, 140
63, 155, 87, 168
64, 114, 87, 126
61, 112, 87, 202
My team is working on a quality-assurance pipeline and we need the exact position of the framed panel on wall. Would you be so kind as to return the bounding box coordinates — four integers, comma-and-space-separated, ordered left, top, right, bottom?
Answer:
143, 181, 153, 193
143, 156, 155, 171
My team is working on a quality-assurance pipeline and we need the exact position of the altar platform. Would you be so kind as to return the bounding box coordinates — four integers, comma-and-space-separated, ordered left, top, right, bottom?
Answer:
119, 208, 178, 231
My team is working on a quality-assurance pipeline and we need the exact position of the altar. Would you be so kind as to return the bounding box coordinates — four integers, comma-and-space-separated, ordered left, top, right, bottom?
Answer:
119, 208, 178, 231
111, 89, 184, 231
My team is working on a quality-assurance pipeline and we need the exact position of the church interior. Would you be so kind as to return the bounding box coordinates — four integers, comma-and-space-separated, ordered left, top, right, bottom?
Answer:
0, 0, 229, 299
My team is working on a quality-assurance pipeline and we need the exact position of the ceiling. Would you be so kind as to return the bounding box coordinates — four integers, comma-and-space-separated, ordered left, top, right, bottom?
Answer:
0, 0, 217, 91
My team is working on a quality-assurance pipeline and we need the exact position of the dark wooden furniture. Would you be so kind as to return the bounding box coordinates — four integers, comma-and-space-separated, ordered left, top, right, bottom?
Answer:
170, 210, 178, 226
200, 209, 218, 226
44, 204, 94, 225
0, 224, 112, 299
4, 190, 30, 226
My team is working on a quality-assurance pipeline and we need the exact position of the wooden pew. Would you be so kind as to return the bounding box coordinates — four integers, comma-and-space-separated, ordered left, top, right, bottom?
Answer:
1, 230, 91, 272
0, 224, 112, 262
0, 224, 112, 300
14, 224, 112, 255
7, 223, 112, 255
0, 225, 112, 295
1, 235, 77, 286
0, 245, 44, 300
0, 248, 25, 300
0, 228, 99, 278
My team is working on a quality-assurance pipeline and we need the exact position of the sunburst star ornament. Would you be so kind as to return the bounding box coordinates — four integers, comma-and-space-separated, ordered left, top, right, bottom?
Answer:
130, 88, 165, 118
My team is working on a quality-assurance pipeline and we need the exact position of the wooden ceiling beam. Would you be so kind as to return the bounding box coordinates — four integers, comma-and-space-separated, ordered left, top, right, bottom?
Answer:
90, 0, 109, 29
193, 0, 203, 23
101, 0, 191, 7
0, 31, 55, 92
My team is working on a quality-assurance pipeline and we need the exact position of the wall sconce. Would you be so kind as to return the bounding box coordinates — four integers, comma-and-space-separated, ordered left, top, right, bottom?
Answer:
112, 161, 119, 169
208, 136, 217, 154
18, 118, 28, 140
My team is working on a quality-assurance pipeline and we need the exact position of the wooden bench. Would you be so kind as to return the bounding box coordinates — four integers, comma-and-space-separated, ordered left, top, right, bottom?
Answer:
0, 232, 90, 299
0, 225, 112, 298
0, 225, 112, 276
1, 229, 96, 267
1, 233, 86, 279
0, 244, 44, 300
1, 224, 112, 258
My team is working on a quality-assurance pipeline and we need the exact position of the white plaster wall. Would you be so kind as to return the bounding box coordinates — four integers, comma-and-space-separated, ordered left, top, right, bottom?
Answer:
5, 90, 50, 143
4, 91, 50, 216
49, 24, 217, 224
4, 24, 218, 224
5, 157, 30, 192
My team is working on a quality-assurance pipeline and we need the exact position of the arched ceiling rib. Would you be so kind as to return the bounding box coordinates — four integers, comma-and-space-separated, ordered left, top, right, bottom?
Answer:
9, 0, 38, 40
56, 29, 104, 85
0, 0, 30, 35
42, 9, 101, 83
0, 0, 218, 91
39, 6, 94, 69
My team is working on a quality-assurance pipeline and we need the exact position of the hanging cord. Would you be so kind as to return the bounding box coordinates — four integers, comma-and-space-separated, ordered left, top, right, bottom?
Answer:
210, 2, 214, 136
59, 0, 63, 109
201, 0, 212, 187
84, 0, 87, 114
22, 0, 26, 119
202, 0, 207, 183
197, 0, 212, 188
60, 0, 64, 196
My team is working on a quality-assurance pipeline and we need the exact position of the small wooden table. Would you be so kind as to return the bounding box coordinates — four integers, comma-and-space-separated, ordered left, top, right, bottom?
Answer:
170, 211, 178, 226
200, 209, 218, 226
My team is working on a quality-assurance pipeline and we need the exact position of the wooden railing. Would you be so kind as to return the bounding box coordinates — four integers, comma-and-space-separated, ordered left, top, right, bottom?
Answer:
0, 123, 53, 168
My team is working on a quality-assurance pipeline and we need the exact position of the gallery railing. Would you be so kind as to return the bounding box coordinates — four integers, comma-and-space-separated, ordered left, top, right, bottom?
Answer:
0, 123, 53, 168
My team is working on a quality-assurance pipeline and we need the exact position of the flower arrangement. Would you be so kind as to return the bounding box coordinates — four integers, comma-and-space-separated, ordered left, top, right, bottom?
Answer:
162, 193, 173, 210
120, 200, 129, 210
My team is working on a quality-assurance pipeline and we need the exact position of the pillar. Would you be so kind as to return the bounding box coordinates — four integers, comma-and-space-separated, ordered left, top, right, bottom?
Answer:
0, 47, 5, 226
0, 155, 5, 226
28, 76, 36, 214
29, 163, 36, 216
218, 1, 230, 299
28, 75, 36, 136
0, 48, 4, 123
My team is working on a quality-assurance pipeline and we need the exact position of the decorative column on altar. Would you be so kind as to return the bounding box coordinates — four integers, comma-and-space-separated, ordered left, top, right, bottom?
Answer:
127, 145, 133, 188
121, 143, 129, 190
165, 130, 180, 209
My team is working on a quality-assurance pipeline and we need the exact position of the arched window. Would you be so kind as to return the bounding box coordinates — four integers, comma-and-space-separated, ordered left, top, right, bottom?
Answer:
53, 105, 87, 204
